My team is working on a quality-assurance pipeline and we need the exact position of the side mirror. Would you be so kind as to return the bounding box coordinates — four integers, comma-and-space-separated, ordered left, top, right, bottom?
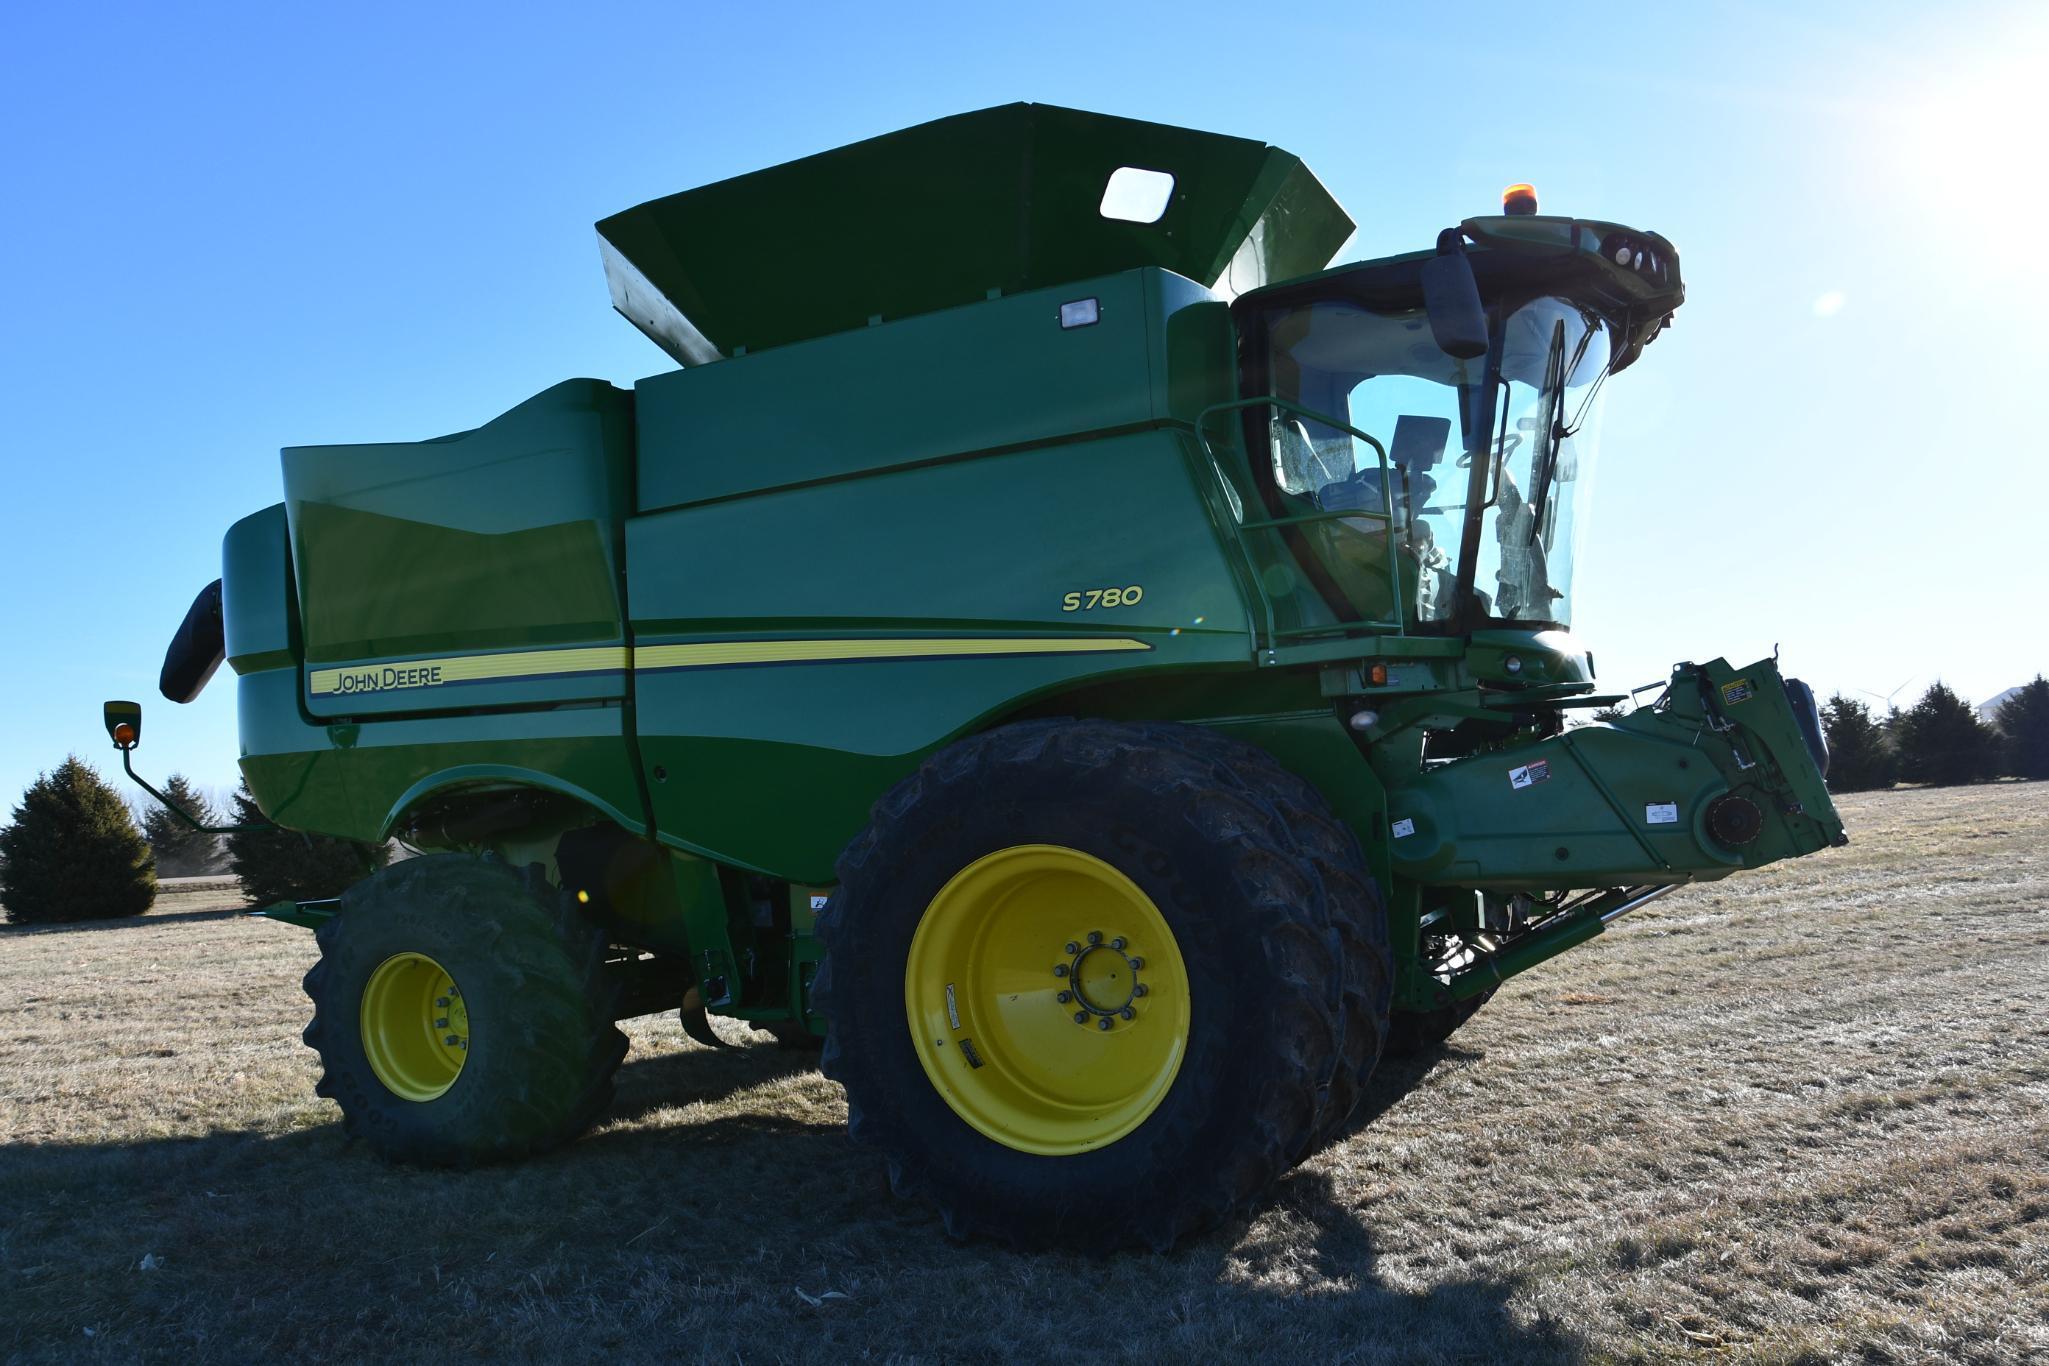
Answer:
1421, 232, 1490, 360
103, 699, 142, 750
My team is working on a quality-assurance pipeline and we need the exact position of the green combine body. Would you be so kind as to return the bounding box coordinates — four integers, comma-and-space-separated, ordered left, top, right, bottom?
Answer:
121, 104, 1843, 1248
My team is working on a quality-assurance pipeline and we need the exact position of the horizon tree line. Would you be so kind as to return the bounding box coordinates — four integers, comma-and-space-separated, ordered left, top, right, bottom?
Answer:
1821, 676, 2048, 791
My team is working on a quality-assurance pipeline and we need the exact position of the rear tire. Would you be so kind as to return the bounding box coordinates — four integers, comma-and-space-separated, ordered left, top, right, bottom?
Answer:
302, 855, 627, 1165
816, 719, 1385, 1250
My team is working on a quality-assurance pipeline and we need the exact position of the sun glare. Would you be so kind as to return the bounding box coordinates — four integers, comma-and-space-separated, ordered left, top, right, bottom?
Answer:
1892, 33, 2049, 274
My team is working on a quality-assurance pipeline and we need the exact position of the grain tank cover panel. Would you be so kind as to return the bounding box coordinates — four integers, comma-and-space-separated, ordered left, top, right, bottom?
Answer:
280, 379, 635, 716
595, 103, 1353, 364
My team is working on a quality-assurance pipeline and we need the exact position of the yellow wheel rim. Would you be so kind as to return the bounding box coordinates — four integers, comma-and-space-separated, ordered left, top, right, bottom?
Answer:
360, 951, 469, 1102
905, 844, 1191, 1156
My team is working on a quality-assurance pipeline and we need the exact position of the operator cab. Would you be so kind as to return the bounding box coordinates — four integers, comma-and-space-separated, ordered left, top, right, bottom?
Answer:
1234, 192, 1682, 637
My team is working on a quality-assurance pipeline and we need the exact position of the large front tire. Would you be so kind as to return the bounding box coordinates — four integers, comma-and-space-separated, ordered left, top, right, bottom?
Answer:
302, 855, 627, 1165
817, 719, 1382, 1250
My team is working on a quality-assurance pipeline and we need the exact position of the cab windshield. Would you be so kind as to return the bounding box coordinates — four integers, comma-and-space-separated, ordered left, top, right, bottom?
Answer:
1261, 293, 1611, 629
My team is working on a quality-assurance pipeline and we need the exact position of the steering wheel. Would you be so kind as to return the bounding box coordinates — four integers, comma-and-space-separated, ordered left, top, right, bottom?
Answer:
1458, 429, 1519, 469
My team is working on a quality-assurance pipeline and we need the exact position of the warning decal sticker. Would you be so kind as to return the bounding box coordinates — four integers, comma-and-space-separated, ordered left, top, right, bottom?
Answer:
1392, 818, 1416, 839
1721, 678, 1756, 706
1646, 802, 1680, 825
1509, 760, 1552, 790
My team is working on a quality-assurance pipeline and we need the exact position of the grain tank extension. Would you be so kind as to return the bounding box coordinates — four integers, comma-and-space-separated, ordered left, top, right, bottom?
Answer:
113, 104, 1843, 1249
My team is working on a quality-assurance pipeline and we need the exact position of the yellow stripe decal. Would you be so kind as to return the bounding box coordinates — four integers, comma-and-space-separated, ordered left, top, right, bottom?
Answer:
308, 638, 1149, 696
635, 637, 1152, 671
308, 647, 630, 697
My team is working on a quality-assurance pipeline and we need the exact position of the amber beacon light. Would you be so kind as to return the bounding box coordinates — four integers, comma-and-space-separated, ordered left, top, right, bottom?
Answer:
1502, 182, 1539, 215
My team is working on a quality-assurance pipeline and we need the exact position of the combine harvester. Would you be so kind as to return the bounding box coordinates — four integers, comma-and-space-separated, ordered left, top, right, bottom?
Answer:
108, 105, 1842, 1248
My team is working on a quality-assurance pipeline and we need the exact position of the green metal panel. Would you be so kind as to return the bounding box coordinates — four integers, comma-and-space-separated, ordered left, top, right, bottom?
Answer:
222, 505, 295, 675
1157, 278, 1237, 424
596, 103, 1352, 366
627, 426, 1252, 881
1387, 725, 1740, 889
235, 666, 360, 837
640, 659, 1159, 883
1376, 656, 1844, 892
254, 898, 337, 929
628, 430, 1246, 637
633, 271, 1163, 512
234, 667, 644, 843
1464, 629, 1593, 688
280, 379, 634, 716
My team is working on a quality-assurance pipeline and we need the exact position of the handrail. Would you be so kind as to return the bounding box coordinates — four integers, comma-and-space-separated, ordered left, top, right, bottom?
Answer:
1237, 507, 1392, 531
1193, 396, 1407, 649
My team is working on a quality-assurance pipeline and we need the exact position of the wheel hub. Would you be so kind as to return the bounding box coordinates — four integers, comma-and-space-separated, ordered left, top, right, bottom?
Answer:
904, 844, 1191, 1155
1060, 933, 1144, 1025
360, 951, 469, 1102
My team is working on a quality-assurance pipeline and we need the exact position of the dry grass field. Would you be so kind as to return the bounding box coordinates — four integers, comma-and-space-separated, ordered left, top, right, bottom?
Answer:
3, 784, 2046, 1363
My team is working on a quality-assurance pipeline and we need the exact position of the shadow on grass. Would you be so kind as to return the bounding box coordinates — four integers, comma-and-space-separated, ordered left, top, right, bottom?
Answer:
1, 1039, 1579, 1362
1349, 1039, 1490, 1135
0, 904, 255, 935
606, 1040, 825, 1122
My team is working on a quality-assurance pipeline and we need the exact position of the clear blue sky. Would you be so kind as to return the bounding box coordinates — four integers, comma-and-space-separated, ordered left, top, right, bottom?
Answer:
3, 0, 2042, 803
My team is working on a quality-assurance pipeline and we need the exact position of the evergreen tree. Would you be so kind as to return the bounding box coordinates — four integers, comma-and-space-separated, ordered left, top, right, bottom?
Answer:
1820, 694, 1897, 792
1893, 682, 1999, 786
224, 781, 388, 906
0, 757, 157, 924
1993, 675, 2049, 780
140, 773, 223, 876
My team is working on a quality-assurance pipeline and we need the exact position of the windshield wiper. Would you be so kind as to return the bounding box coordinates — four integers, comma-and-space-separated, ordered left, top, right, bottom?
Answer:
1526, 317, 1599, 546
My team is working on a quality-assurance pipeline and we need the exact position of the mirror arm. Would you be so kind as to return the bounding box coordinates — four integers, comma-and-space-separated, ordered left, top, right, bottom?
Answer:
113, 744, 274, 835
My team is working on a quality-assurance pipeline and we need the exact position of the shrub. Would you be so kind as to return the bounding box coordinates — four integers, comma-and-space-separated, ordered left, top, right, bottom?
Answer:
223, 781, 388, 907
0, 758, 157, 924
140, 773, 223, 877
1821, 694, 1897, 792
1892, 682, 2000, 786
1993, 676, 2049, 780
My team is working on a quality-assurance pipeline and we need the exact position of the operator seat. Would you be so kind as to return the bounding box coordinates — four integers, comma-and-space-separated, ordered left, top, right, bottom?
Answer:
1316, 413, 1450, 526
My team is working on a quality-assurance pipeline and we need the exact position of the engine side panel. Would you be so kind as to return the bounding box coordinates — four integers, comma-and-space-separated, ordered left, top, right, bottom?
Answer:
628, 429, 1249, 882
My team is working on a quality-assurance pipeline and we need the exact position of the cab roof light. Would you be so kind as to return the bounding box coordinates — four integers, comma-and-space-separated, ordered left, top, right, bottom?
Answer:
1502, 183, 1538, 216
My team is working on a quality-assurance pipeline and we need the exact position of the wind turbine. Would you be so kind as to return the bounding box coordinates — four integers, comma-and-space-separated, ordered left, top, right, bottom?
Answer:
1852, 677, 1916, 712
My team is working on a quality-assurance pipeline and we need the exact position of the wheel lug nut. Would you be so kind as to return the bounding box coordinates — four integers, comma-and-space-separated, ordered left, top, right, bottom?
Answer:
1056, 991, 1072, 1004
1129, 957, 1144, 970
435, 1018, 449, 1028
1053, 964, 1069, 977
1074, 1011, 1089, 1025
1064, 941, 1080, 955
1134, 983, 1149, 997
1087, 931, 1103, 945
1111, 936, 1126, 950
444, 1035, 460, 1046
1120, 1007, 1135, 1020
1097, 1016, 1114, 1031
436, 997, 451, 1008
